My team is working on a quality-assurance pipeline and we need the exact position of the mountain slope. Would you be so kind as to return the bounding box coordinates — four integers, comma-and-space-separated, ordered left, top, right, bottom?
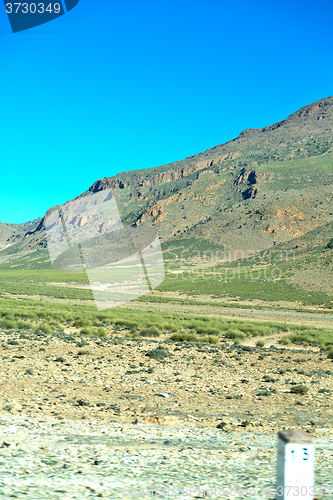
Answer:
91, 96, 333, 251
1, 96, 333, 267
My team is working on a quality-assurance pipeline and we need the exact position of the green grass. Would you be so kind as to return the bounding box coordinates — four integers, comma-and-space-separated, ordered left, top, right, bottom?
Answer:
73, 318, 93, 328
169, 331, 219, 344
0, 264, 332, 351
0, 268, 92, 300
139, 326, 161, 337
1, 240, 332, 311
157, 266, 333, 308
136, 294, 333, 315
156, 242, 333, 309
79, 326, 108, 337
0, 295, 332, 347
279, 328, 333, 351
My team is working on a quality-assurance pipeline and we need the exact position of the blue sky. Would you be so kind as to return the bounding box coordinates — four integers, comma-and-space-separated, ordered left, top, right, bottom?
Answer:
0, 0, 333, 223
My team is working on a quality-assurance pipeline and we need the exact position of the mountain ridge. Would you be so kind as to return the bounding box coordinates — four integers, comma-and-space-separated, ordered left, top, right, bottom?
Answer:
1, 96, 333, 266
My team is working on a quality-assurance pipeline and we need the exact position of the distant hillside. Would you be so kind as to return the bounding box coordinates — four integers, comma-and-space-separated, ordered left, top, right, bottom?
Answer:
1, 96, 333, 268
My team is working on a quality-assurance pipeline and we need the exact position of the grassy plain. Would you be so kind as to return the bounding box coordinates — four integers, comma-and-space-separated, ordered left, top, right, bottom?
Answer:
0, 235, 332, 351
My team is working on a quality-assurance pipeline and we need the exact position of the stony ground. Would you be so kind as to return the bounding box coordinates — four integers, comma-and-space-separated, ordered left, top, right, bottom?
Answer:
1, 327, 333, 432
1, 413, 333, 500
1, 327, 333, 498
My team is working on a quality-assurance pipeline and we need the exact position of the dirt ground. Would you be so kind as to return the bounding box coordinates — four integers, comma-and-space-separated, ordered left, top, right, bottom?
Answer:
1, 327, 333, 437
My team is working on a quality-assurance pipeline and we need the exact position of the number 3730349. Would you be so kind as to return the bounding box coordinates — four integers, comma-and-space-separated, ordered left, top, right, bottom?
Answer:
5, 3, 61, 14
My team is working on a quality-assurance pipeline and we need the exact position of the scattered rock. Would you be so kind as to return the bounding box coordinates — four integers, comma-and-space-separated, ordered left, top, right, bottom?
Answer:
76, 399, 90, 407
290, 385, 308, 395
158, 393, 170, 398
54, 356, 66, 363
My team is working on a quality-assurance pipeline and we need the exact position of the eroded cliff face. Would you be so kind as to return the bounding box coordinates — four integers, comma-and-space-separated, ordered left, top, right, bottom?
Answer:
149, 161, 213, 186
89, 178, 126, 192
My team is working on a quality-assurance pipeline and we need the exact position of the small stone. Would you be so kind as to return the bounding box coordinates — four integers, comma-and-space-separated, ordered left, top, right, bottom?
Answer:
25, 368, 34, 376
76, 399, 90, 406
217, 421, 236, 432
55, 356, 66, 363
158, 393, 170, 398
290, 385, 308, 395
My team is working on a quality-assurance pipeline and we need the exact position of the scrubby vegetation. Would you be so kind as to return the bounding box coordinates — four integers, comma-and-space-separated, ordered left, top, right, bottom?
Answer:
0, 269, 93, 300
279, 327, 333, 351
0, 292, 333, 351
79, 326, 107, 337
139, 326, 161, 337
158, 264, 333, 309
170, 331, 219, 344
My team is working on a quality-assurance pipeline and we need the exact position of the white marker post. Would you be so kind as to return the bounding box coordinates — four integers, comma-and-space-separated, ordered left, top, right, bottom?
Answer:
276, 430, 314, 500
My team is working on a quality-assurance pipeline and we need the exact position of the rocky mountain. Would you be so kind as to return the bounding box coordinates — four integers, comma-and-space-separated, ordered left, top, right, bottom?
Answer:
1, 96, 333, 266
